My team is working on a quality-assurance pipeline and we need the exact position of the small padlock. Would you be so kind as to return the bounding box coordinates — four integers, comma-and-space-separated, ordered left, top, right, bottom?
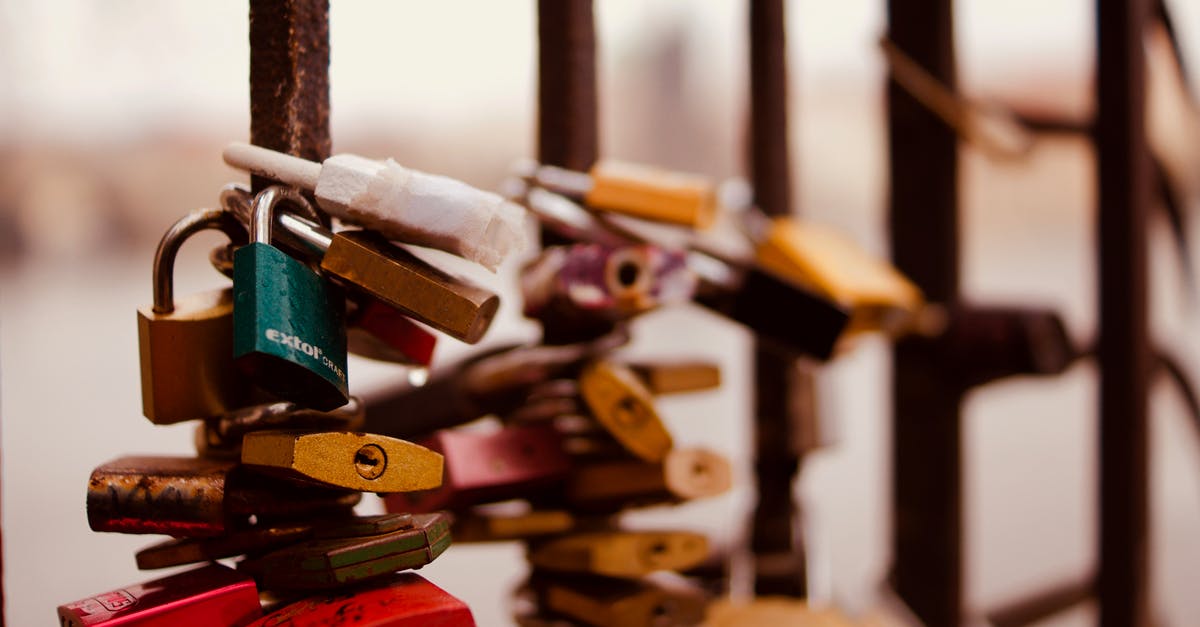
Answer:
567, 448, 732, 512
233, 185, 349, 410
385, 423, 571, 514
626, 359, 721, 395
532, 575, 709, 627
453, 510, 576, 543
526, 160, 717, 228
57, 564, 262, 627
578, 360, 673, 462
137, 208, 250, 424
528, 530, 709, 578
240, 430, 444, 493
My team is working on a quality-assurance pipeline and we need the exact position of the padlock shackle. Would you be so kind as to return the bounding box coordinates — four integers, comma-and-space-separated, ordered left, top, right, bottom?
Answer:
152, 209, 248, 314
251, 185, 324, 247
221, 184, 332, 258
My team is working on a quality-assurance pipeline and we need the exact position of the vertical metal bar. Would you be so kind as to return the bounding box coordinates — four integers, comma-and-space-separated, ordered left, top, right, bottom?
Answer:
537, 0, 598, 173
248, 0, 331, 192
886, 0, 962, 624
1095, 0, 1152, 623
747, 0, 807, 598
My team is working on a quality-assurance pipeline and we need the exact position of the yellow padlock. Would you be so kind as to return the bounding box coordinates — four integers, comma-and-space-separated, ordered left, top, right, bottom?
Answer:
578, 360, 673, 463
529, 530, 708, 578
240, 430, 443, 493
532, 161, 716, 228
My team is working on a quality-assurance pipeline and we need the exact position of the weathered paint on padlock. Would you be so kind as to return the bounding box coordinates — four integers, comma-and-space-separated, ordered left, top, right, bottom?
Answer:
137, 208, 250, 424
86, 456, 360, 537
578, 360, 673, 462
385, 423, 570, 513
246, 573, 476, 626
240, 430, 444, 493
239, 512, 452, 591
57, 564, 261, 627
529, 530, 709, 578
234, 186, 348, 411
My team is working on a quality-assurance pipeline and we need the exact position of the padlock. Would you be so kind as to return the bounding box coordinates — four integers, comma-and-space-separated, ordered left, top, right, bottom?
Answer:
240, 430, 444, 493
222, 184, 501, 344
524, 160, 717, 228
625, 360, 721, 395
195, 396, 365, 459
706, 598, 860, 627
347, 298, 438, 366
57, 563, 262, 627
136, 513, 414, 570
233, 185, 348, 410
453, 510, 576, 543
247, 573, 476, 626
239, 511, 452, 591
533, 575, 709, 627
385, 423, 571, 514
528, 530, 709, 578
137, 208, 250, 424
578, 360, 673, 462
567, 448, 732, 512
87, 456, 360, 537
750, 214, 924, 334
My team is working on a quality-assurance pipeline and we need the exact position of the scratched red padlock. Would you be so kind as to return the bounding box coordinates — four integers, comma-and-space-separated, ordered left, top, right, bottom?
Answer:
385, 423, 571, 513
57, 563, 261, 626
248, 572, 475, 626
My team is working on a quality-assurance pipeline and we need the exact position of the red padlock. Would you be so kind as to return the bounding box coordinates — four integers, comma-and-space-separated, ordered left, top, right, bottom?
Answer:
385, 423, 571, 514
248, 573, 475, 626
57, 564, 261, 626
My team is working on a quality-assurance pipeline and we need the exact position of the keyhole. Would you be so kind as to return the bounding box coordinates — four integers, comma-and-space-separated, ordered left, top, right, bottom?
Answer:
354, 444, 387, 480
617, 260, 640, 287
612, 396, 646, 427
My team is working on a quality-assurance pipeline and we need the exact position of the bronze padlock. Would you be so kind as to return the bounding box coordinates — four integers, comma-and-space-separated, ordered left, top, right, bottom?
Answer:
240, 430, 444, 493
137, 208, 250, 424
578, 360, 673, 462
625, 360, 721, 395
567, 448, 732, 512
534, 575, 709, 627
528, 530, 709, 578
452, 510, 576, 543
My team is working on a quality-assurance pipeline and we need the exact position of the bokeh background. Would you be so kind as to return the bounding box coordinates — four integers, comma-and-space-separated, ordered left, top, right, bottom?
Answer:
2, 1, 1199, 625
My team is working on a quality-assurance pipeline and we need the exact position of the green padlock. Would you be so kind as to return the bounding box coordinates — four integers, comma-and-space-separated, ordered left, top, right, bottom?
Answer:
234, 185, 349, 410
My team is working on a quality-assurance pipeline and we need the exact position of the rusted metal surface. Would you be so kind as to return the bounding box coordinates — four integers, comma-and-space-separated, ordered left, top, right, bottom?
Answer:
537, 0, 598, 173
248, 0, 331, 193
1095, 0, 1152, 624
886, 0, 962, 623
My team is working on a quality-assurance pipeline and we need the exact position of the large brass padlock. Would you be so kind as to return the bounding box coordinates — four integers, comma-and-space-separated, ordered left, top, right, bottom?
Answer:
137, 208, 250, 425
233, 186, 349, 410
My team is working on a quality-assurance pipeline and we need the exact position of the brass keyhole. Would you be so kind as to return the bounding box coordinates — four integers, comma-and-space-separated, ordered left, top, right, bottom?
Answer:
612, 396, 647, 427
354, 444, 388, 480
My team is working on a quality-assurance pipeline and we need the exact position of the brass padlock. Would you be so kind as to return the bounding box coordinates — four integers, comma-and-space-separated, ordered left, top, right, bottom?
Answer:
751, 214, 923, 334
87, 456, 360, 537
453, 510, 575, 543
578, 360, 673, 462
528, 530, 709, 578
222, 185, 500, 344
137, 208, 249, 424
535, 575, 709, 627
567, 448, 732, 512
625, 360, 721, 395
527, 161, 717, 228
240, 430, 444, 493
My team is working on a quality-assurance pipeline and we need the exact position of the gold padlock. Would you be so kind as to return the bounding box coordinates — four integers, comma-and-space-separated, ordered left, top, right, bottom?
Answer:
453, 510, 576, 543
578, 360, 673, 463
539, 576, 709, 627
625, 360, 721, 395
137, 208, 250, 424
529, 530, 708, 578
530, 161, 716, 228
240, 430, 444, 493
753, 215, 923, 334
567, 448, 732, 511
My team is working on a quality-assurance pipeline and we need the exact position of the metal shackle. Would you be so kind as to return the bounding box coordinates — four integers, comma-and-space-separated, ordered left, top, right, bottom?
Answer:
152, 208, 248, 315
250, 185, 323, 247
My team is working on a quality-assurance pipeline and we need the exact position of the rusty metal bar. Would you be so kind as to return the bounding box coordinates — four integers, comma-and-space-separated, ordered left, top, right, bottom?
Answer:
747, 0, 807, 598
1095, 0, 1152, 623
248, 0, 331, 192
886, 0, 962, 624
985, 577, 1095, 627
537, 0, 598, 173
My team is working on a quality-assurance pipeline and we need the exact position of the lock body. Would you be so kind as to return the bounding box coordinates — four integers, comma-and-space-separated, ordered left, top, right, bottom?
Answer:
247, 573, 476, 626
322, 230, 500, 343
626, 360, 721, 395
583, 161, 716, 228
529, 530, 709, 578
386, 423, 571, 513
533, 576, 708, 627
240, 430, 444, 493
240, 512, 452, 591
567, 448, 731, 512
57, 564, 261, 627
87, 456, 360, 537
234, 241, 349, 410
579, 360, 673, 462
453, 510, 575, 543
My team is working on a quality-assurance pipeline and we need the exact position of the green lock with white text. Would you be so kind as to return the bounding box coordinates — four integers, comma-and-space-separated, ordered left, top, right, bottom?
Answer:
233, 185, 349, 410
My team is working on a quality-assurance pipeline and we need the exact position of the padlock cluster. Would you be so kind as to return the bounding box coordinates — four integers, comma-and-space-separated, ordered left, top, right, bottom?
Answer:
57, 144, 532, 626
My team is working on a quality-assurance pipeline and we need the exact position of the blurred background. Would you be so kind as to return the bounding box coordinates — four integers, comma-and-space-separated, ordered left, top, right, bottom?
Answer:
2, 1, 1199, 625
